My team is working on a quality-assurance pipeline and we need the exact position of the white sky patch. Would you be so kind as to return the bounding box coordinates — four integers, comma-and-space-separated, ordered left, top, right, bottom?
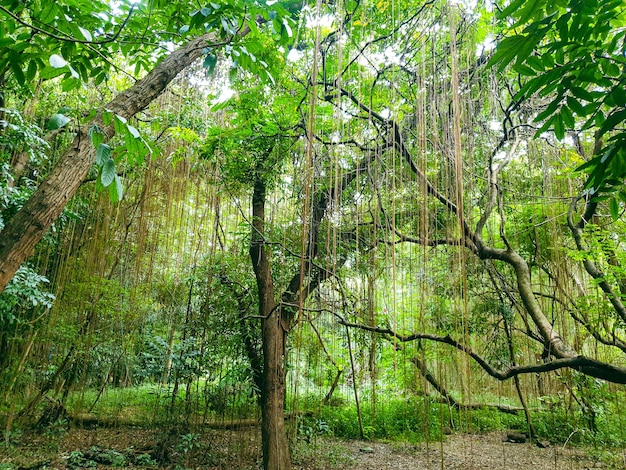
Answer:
383, 46, 401, 65
287, 48, 304, 62
164, 41, 176, 53
306, 13, 334, 29
477, 35, 496, 57
211, 84, 235, 105
357, 52, 374, 68
493, 150, 507, 162
563, 134, 575, 147
380, 108, 391, 119
489, 120, 501, 131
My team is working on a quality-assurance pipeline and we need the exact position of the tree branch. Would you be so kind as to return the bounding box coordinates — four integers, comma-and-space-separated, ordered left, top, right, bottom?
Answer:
338, 318, 626, 384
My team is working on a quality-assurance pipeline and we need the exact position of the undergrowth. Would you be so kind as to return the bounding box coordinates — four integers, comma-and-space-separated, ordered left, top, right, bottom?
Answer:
295, 393, 626, 449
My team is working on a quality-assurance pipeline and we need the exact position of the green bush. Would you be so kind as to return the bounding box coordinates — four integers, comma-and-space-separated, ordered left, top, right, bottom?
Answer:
318, 396, 449, 442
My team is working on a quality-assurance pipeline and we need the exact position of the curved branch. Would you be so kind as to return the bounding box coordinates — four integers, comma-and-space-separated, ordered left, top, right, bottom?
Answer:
280, 145, 379, 311
0, 30, 245, 293
475, 137, 520, 236
567, 197, 626, 325
540, 264, 626, 353
338, 318, 626, 384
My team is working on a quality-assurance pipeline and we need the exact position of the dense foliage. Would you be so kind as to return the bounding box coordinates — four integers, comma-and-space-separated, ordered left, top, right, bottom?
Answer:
1, 0, 626, 468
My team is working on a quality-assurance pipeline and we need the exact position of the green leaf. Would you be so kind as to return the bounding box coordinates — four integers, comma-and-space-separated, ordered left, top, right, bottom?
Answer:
40, 2, 57, 22
282, 18, 293, 38
126, 124, 140, 139
109, 174, 123, 202
566, 96, 586, 116
526, 55, 545, 71
61, 77, 81, 92
487, 35, 528, 71
600, 59, 621, 77
498, 0, 526, 19
515, 0, 546, 25
78, 27, 92, 42
553, 114, 565, 140
204, 53, 217, 74
534, 114, 555, 137
10, 60, 25, 85
96, 143, 111, 166
514, 64, 536, 76
609, 87, 626, 107
47, 113, 71, 130
600, 145, 615, 164
516, 69, 559, 99
102, 110, 113, 126
560, 106, 575, 129
555, 13, 570, 41
534, 99, 561, 122
610, 197, 620, 221
38, 66, 66, 80
264, 69, 276, 85
25, 60, 37, 82
221, 17, 235, 35
49, 54, 68, 68
599, 109, 626, 136
90, 127, 104, 148
575, 156, 600, 172
570, 86, 594, 102
101, 158, 116, 187
114, 115, 128, 134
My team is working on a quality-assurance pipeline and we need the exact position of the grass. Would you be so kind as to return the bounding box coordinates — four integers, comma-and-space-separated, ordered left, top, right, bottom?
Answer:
56, 382, 626, 450
3, 384, 626, 470
292, 391, 626, 450
6, 380, 626, 463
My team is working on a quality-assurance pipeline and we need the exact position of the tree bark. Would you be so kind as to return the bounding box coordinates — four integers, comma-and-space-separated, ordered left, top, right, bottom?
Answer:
250, 177, 291, 470
0, 31, 229, 294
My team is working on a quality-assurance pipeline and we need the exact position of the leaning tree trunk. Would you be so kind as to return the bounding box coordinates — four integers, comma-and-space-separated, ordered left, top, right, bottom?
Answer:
250, 177, 291, 470
0, 30, 238, 294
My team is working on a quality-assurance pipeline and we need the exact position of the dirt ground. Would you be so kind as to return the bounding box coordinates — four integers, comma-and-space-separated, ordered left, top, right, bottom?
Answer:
329, 433, 615, 470
1, 427, 622, 469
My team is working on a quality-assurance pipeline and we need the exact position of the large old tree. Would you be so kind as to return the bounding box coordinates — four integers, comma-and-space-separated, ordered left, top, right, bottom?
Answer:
0, 0, 295, 293
2, 0, 626, 468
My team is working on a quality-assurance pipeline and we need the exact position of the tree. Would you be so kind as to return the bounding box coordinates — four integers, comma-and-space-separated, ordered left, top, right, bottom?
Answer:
0, 0, 296, 293
489, 0, 626, 201
304, 0, 626, 391
4, 0, 626, 464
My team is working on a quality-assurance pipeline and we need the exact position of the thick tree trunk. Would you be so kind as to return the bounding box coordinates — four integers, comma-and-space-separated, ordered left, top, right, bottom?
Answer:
0, 31, 227, 294
250, 177, 291, 470
260, 314, 290, 470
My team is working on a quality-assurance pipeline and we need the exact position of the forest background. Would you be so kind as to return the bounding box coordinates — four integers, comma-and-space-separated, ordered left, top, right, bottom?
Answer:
1, 0, 626, 469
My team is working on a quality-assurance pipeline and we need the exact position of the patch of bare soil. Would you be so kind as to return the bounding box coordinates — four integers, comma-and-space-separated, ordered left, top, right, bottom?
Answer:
1, 427, 620, 469
319, 433, 615, 470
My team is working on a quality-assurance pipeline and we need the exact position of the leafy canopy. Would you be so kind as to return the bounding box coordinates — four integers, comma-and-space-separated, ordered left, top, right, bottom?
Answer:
490, 0, 626, 203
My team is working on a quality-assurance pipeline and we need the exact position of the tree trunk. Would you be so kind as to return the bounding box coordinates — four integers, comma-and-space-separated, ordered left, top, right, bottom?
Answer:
250, 177, 291, 470
0, 31, 230, 294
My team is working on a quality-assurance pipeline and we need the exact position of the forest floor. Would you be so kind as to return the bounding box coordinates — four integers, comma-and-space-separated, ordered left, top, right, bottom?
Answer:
1, 426, 620, 469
